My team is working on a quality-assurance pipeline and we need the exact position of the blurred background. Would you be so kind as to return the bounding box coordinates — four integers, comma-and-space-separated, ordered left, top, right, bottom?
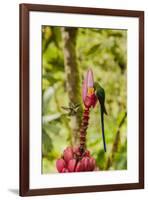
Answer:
42, 26, 127, 173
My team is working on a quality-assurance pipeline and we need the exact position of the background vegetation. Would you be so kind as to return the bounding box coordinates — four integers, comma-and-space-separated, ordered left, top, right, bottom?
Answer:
42, 26, 127, 173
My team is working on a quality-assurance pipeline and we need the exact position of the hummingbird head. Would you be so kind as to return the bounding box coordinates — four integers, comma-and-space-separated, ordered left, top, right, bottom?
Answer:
94, 82, 107, 115
94, 82, 104, 100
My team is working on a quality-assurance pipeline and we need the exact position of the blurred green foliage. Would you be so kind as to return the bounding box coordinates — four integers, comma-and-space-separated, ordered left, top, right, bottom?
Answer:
42, 26, 127, 173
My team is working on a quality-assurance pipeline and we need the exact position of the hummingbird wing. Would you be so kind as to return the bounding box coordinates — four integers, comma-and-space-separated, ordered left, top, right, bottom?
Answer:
61, 106, 71, 111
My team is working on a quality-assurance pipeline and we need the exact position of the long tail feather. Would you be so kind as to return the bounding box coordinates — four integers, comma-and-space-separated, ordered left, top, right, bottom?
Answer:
101, 108, 107, 152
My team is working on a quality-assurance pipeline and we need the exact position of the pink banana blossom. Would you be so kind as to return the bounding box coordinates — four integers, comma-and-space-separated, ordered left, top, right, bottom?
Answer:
56, 69, 100, 173
82, 69, 97, 108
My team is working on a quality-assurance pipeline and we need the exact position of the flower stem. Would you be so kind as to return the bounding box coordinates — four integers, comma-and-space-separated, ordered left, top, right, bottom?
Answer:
79, 107, 90, 153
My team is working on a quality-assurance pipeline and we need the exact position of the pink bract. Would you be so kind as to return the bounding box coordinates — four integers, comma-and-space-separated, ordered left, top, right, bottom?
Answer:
82, 78, 87, 103
68, 159, 76, 172
63, 146, 73, 163
56, 158, 66, 173
82, 69, 96, 108
75, 161, 83, 172
87, 69, 94, 88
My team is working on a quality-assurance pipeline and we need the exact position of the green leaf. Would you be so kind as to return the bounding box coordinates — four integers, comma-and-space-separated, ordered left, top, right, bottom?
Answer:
42, 87, 54, 114
43, 122, 61, 136
86, 44, 101, 55
42, 113, 62, 124
42, 131, 53, 156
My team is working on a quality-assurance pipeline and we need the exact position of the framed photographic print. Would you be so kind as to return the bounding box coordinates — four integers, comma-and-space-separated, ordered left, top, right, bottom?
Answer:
19, 3, 144, 196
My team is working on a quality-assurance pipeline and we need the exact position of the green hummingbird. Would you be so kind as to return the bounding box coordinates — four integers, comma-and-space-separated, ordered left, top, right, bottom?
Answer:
94, 82, 107, 152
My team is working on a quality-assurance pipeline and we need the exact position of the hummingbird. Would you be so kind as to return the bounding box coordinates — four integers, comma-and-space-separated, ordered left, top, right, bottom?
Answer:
61, 103, 80, 116
94, 82, 107, 152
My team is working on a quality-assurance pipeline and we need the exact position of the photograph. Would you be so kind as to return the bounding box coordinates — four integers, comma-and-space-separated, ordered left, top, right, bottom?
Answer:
42, 26, 127, 174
